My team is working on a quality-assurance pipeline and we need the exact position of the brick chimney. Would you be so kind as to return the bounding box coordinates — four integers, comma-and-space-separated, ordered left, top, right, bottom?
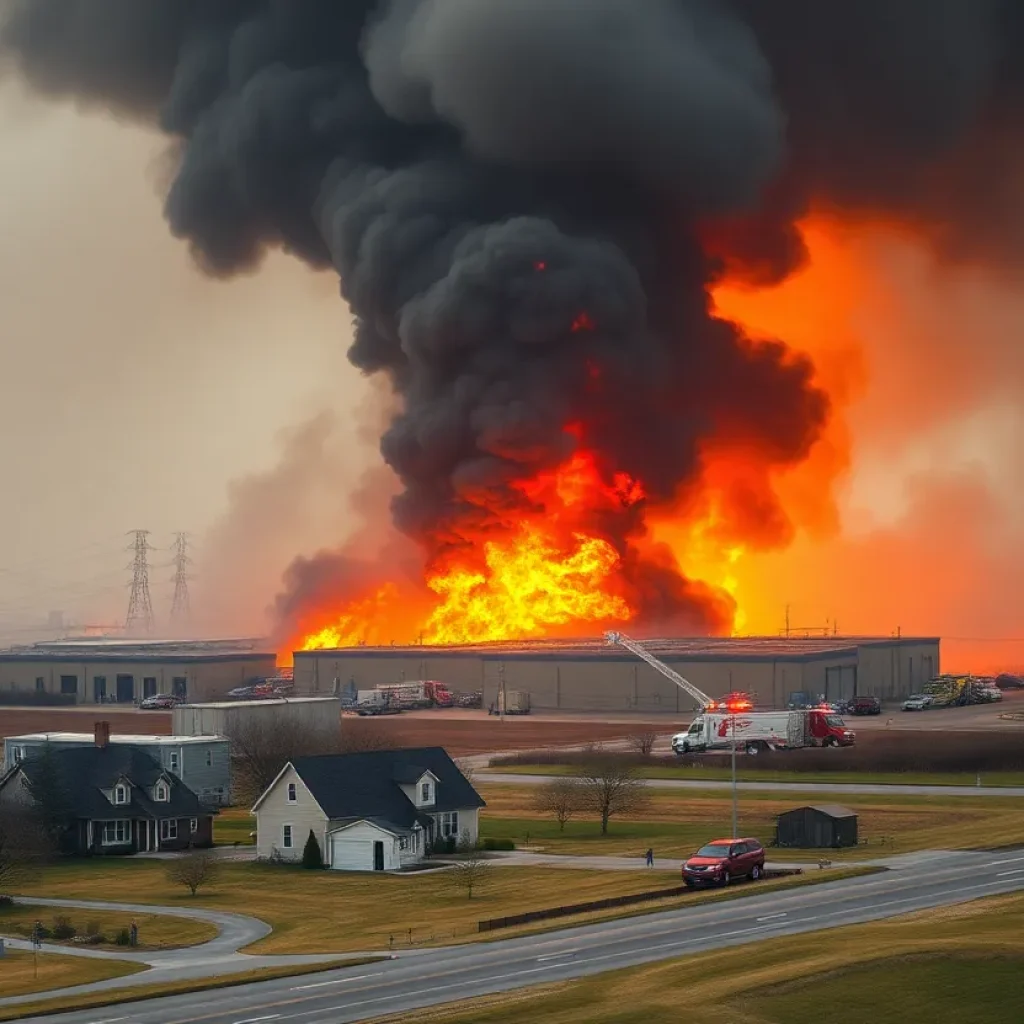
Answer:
94, 721, 110, 749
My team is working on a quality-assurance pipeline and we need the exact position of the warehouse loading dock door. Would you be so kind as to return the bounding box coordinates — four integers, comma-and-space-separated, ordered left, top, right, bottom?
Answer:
825, 666, 857, 701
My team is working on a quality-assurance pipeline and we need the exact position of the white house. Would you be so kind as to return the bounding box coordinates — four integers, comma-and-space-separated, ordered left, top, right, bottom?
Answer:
250, 746, 486, 872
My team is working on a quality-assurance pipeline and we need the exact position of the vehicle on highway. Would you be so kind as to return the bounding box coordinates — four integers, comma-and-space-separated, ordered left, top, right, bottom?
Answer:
846, 695, 882, 715
902, 693, 935, 712
139, 693, 182, 710
672, 708, 854, 755
682, 838, 765, 887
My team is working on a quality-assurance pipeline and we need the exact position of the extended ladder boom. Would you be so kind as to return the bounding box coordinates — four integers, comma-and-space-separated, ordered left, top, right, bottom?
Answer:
605, 631, 714, 710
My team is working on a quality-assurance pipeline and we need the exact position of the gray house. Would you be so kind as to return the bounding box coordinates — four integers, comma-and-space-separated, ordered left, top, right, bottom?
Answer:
3, 721, 232, 806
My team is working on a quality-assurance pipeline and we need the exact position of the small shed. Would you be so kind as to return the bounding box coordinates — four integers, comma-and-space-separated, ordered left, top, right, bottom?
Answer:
776, 804, 858, 849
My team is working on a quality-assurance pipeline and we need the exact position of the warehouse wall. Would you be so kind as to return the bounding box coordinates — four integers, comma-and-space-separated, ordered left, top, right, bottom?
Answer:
855, 641, 940, 699
0, 655, 276, 704
296, 653, 486, 694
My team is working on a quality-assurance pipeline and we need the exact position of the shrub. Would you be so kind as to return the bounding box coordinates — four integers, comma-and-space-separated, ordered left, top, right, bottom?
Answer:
114, 927, 132, 946
481, 837, 516, 851
0, 895, 14, 909
85, 933, 106, 945
301, 829, 323, 869
51, 915, 76, 940
444, 836, 457, 854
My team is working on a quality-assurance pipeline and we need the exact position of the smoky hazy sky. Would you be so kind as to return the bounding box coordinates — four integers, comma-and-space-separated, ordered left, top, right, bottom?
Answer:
0, 79, 373, 634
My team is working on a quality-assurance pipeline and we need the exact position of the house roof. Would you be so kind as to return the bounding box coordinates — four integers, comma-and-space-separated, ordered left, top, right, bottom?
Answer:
287, 747, 485, 830
16, 745, 210, 821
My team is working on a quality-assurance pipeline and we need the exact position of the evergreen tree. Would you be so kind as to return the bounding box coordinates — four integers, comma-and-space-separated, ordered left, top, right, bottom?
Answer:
301, 829, 323, 869
24, 744, 74, 855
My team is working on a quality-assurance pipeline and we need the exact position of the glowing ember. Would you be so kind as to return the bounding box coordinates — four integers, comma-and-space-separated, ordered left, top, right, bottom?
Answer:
571, 311, 595, 332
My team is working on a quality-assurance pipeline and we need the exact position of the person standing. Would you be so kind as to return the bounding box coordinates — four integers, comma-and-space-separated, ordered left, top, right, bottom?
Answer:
645, 847, 654, 867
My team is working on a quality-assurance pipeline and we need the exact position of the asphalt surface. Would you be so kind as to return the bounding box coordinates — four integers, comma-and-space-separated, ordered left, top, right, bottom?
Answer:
18, 849, 1024, 1024
481, 771, 1024, 797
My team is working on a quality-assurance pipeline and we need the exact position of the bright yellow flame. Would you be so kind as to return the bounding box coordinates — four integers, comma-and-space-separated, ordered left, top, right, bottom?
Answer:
422, 523, 631, 644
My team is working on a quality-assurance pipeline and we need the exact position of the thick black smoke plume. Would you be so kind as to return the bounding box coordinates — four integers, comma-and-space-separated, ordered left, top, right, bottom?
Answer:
4, 0, 1023, 636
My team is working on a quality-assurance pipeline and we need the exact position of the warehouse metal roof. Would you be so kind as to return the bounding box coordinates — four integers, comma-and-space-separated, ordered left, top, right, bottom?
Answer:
294, 634, 939, 663
5, 732, 224, 746
0, 638, 276, 662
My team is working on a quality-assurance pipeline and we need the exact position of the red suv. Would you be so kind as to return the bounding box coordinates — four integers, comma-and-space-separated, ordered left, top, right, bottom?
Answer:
682, 838, 765, 888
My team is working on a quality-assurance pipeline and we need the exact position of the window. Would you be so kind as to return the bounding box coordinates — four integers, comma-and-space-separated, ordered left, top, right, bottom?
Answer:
59, 674, 78, 695
11, 745, 26, 764
421, 782, 431, 803
160, 819, 178, 841
34, 677, 44, 693
190, 818, 198, 834
113, 784, 128, 805
282, 824, 293, 849
205, 750, 212, 768
154, 782, 169, 802
168, 751, 180, 775
438, 811, 459, 838
287, 782, 297, 803
102, 821, 129, 845
399, 836, 409, 851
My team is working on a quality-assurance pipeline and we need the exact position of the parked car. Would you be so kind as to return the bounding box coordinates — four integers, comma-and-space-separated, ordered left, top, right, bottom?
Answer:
681, 838, 765, 888
139, 694, 181, 710
995, 674, 1024, 690
902, 693, 934, 711
846, 695, 882, 716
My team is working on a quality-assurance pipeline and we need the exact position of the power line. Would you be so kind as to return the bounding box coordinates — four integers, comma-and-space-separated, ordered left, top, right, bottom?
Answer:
170, 531, 192, 625
125, 530, 155, 634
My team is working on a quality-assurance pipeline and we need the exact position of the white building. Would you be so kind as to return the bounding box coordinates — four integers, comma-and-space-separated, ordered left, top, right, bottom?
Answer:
250, 746, 485, 872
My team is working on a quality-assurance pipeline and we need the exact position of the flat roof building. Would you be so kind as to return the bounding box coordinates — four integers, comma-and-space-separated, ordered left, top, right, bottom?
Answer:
294, 635, 940, 713
0, 638, 277, 706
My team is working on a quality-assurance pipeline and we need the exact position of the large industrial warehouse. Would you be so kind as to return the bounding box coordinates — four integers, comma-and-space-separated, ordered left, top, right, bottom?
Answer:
0, 638, 277, 705
293, 635, 940, 713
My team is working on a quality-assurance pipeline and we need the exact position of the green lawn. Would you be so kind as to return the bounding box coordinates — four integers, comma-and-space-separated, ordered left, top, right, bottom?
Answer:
214, 806, 255, 846
486, 763, 1024, 787
0, 949, 143, 999
376, 891, 1024, 1023
0, 903, 216, 950
477, 783, 1024, 861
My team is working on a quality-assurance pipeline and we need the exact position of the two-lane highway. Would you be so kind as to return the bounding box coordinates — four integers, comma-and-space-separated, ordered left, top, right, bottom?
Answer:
24, 850, 1024, 1024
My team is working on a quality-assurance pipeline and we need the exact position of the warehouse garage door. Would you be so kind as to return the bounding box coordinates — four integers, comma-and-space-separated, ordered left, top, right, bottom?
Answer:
825, 665, 857, 701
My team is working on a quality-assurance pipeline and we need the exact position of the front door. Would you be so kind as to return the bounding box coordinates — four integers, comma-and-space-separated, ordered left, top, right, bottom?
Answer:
373, 840, 384, 871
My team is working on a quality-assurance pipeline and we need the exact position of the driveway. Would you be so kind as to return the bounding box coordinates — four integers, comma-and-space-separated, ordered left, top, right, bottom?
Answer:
0, 896, 375, 1009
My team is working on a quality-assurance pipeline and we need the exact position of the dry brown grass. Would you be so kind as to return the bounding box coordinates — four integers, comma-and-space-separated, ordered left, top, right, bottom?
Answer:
0, 948, 143, 999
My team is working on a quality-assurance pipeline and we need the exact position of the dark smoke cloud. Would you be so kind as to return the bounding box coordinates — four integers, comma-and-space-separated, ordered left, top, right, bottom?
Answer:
4, 0, 1023, 635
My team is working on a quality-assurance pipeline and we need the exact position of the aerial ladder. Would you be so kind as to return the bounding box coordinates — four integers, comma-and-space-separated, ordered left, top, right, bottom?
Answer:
604, 631, 752, 712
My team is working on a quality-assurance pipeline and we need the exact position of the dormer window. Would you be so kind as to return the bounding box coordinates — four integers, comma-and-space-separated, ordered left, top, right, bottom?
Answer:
114, 784, 128, 805
421, 782, 431, 802
287, 782, 297, 803
418, 777, 435, 806
155, 782, 169, 802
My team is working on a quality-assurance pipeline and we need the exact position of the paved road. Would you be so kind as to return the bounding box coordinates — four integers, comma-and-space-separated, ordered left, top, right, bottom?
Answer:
481, 771, 1024, 797
17, 850, 1024, 1024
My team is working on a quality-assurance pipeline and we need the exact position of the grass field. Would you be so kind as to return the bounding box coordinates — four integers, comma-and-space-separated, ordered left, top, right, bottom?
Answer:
377, 891, 1024, 1024
486, 762, 1024, 787
0, 903, 216, 950
214, 806, 255, 846
16, 860, 685, 954
477, 782, 1024, 860
0, 949, 143, 999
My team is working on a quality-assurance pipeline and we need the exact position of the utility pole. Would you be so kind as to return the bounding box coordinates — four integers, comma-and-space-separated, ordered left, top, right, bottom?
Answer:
784, 604, 791, 638
125, 530, 155, 634
170, 532, 192, 625
730, 713, 738, 838
498, 662, 506, 724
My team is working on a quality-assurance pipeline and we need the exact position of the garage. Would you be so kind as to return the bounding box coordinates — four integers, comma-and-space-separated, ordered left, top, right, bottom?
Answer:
329, 821, 399, 871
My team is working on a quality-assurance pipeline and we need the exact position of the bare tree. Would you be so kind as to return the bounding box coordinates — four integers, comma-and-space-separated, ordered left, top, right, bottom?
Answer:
165, 850, 220, 896
628, 731, 658, 758
0, 805, 48, 895
445, 831, 492, 900
533, 776, 584, 831
575, 759, 650, 835
230, 719, 339, 803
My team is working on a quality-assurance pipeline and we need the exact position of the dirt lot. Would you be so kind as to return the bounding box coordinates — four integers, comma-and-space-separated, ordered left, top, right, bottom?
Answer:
0, 706, 172, 739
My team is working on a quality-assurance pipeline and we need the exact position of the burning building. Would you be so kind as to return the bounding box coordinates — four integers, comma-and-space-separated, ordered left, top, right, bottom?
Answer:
294, 635, 939, 713
4, 4, 1024, 654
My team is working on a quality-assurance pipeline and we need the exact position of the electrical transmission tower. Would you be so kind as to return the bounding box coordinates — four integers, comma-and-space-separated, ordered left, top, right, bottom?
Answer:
125, 530, 155, 634
170, 532, 192, 625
